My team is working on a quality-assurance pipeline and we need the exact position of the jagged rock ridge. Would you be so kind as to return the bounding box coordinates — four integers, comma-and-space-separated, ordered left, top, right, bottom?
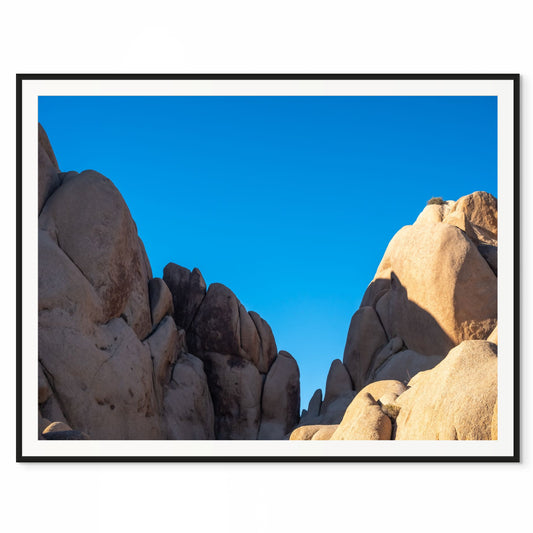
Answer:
37, 124, 300, 440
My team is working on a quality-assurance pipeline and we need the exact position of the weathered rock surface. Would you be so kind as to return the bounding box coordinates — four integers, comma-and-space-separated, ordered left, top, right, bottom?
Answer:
149, 278, 174, 329
343, 306, 388, 391
395, 341, 497, 440
370, 349, 445, 385
323, 359, 352, 408
258, 351, 300, 439
331, 392, 392, 440
249, 311, 278, 374
163, 263, 206, 330
37, 125, 301, 440
202, 352, 263, 439
289, 425, 324, 441
487, 325, 498, 345
40, 170, 153, 339
371, 222, 497, 356
163, 353, 215, 439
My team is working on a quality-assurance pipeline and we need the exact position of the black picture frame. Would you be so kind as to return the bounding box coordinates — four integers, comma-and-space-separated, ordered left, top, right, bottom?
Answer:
16, 74, 520, 462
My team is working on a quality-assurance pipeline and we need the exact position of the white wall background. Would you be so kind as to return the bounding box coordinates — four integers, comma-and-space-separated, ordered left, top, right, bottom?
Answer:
1, 2, 530, 532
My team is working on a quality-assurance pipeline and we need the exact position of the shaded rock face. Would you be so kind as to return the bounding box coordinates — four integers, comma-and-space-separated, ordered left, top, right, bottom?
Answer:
37, 124, 300, 440
258, 351, 300, 439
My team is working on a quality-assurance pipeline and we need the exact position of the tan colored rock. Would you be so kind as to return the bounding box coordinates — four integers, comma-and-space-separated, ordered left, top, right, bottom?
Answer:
450, 191, 497, 245
163, 353, 215, 439
39, 170, 152, 339
371, 349, 444, 385
491, 402, 498, 440
38, 123, 61, 213
443, 209, 478, 242
331, 392, 392, 440
289, 425, 323, 441
258, 351, 300, 439
42, 421, 73, 434
395, 340, 497, 440
38, 229, 104, 328
487, 325, 498, 345
311, 425, 339, 440
323, 359, 353, 408
343, 306, 388, 391
202, 352, 263, 439
358, 380, 407, 402
39, 316, 161, 439
367, 336, 404, 377
163, 263, 206, 330
378, 392, 400, 406
372, 221, 497, 356
415, 204, 447, 226
149, 278, 174, 328
41, 423, 90, 440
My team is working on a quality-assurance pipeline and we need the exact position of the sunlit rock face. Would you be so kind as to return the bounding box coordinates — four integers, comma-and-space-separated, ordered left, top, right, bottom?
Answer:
343, 191, 497, 394
299, 192, 497, 440
37, 124, 300, 440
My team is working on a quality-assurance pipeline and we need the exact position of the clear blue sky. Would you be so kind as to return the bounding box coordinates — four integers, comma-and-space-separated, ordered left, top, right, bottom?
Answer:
39, 95, 497, 409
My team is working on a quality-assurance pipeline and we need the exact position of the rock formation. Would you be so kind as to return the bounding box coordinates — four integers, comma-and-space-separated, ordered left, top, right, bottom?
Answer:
292, 193, 498, 440
38, 123, 498, 442
37, 124, 300, 440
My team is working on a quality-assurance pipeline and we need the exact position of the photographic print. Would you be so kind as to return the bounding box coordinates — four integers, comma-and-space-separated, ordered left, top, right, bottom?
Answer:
17, 75, 519, 461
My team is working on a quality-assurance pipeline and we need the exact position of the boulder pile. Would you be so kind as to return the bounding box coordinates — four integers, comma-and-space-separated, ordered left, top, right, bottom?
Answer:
37, 124, 300, 440
38, 123, 498, 442
293, 193, 498, 440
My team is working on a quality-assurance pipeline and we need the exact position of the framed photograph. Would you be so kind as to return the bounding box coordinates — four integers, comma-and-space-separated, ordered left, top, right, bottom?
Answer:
17, 74, 519, 462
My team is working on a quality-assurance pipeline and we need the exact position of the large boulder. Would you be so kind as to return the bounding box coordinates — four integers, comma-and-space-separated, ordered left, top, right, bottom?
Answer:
202, 352, 263, 439
323, 359, 353, 408
39, 170, 153, 339
187, 284, 261, 367
163, 263, 206, 330
448, 191, 498, 245
395, 340, 497, 440
148, 278, 174, 329
39, 316, 161, 439
371, 221, 497, 356
369, 349, 445, 385
258, 351, 300, 439
163, 353, 215, 439
330, 392, 392, 440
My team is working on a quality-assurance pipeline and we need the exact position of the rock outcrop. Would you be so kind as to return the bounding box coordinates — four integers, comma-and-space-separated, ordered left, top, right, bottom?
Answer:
295, 193, 498, 440
37, 123, 497, 443
37, 124, 300, 440
394, 341, 497, 440
342, 192, 497, 395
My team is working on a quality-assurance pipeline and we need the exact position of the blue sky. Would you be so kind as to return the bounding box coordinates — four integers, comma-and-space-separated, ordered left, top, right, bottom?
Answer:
39, 95, 497, 409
